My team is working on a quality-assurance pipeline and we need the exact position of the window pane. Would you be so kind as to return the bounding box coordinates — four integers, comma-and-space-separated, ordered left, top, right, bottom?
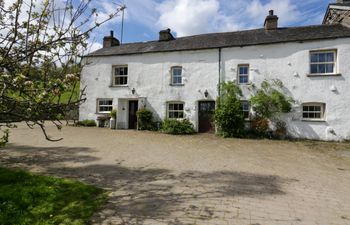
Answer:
309, 106, 314, 111
318, 53, 326, 62
315, 106, 321, 112
310, 64, 318, 74
326, 64, 334, 73
326, 53, 334, 62
310, 54, 318, 63
315, 113, 321, 118
309, 113, 315, 118
178, 112, 184, 118
174, 112, 179, 118
179, 104, 184, 110
318, 64, 326, 74
303, 106, 308, 111
303, 113, 309, 118
169, 112, 174, 118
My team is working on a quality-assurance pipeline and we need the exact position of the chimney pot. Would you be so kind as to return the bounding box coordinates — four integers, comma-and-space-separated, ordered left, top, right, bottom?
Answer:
110, 30, 114, 37
269, 10, 274, 16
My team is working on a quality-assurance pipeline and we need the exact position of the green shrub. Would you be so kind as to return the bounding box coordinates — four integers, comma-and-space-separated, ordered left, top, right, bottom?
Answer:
110, 109, 117, 119
214, 82, 245, 137
250, 79, 294, 119
76, 119, 96, 127
136, 108, 155, 130
161, 119, 195, 135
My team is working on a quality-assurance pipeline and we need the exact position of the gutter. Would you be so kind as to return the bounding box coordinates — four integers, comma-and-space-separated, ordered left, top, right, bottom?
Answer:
218, 47, 222, 97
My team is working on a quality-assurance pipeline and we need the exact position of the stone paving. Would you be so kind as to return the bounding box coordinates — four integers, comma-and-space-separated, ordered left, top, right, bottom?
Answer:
1, 123, 350, 225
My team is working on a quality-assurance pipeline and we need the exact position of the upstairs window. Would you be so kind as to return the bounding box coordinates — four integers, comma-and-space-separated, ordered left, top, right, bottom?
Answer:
167, 102, 184, 119
113, 66, 128, 85
171, 67, 183, 85
310, 50, 336, 75
97, 99, 113, 113
238, 65, 249, 84
302, 103, 325, 120
241, 101, 250, 120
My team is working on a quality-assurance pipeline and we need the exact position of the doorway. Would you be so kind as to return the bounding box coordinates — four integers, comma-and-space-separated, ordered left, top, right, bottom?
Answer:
128, 100, 138, 129
198, 101, 215, 133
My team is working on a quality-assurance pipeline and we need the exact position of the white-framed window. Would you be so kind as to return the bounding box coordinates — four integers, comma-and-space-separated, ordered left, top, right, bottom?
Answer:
171, 66, 183, 85
97, 99, 113, 113
238, 65, 249, 84
241, 101, 250, 120
167, 102, 184, 119
113, 65, 128, 85
310, 50, 336, 75
302, 103, 325, 120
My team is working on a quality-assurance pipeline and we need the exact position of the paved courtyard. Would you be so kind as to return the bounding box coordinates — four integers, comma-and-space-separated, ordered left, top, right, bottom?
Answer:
1, 123, 350, 225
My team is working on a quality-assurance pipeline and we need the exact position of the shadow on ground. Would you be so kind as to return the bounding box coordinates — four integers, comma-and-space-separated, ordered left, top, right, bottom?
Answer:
0, 144, 294, 224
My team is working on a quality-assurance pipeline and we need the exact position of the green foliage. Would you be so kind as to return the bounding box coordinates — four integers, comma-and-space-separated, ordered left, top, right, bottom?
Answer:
136, 108, 155, 131
214, 82, 245, 137
0, 129, 9, 148
110, 109, 117, 119
250, 79, 293, 119
0, 167, 107, 225
0, 1, 120, 142
76, 120, 96, 127
161, 119, 195, 135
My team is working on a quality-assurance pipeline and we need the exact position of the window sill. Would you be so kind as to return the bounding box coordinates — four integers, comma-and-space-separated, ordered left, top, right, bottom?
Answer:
109, 85, 129, 88
306, 73, 341, 77
301, 119, 326, 122
169, 84, 185, 86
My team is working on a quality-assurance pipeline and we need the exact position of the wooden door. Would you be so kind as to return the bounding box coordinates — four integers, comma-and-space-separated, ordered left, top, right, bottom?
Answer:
198, 101, 215, 133
128, 100, 138, 129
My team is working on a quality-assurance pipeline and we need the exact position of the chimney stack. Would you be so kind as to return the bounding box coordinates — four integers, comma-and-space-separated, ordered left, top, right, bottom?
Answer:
159, 28, 175, 41
264, 10, 279, 30
103, 30, 120, 48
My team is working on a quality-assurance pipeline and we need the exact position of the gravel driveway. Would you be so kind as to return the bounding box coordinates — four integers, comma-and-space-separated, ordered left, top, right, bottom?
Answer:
1, 123, 350, 225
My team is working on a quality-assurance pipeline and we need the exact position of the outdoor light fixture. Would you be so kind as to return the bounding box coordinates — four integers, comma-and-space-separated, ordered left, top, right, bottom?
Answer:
204, 89, 209, 98
132, 88, 136, 95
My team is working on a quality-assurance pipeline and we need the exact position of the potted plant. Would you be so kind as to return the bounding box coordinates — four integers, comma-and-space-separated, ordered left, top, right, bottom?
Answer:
110, 109, 117, 129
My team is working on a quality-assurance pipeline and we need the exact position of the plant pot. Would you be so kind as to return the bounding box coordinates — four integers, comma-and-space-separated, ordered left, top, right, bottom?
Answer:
110, 118, 116, 129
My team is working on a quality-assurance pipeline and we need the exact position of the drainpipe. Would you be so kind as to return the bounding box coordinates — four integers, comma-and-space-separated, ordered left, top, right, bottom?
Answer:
218, 48, 222, 97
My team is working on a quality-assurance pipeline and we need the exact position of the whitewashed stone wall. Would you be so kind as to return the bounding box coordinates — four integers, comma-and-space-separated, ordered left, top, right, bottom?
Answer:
80, 38, 350, 141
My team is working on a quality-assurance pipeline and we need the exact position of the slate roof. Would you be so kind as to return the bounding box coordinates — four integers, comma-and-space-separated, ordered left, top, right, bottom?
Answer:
87, 24, 350, 57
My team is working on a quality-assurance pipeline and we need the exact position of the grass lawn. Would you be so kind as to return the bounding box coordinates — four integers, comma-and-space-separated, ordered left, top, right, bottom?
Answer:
0, 167, 107, 225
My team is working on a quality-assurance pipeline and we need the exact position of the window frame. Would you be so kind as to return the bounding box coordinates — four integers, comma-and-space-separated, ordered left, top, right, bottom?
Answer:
309, 50, 337, 76
171, 66, 183, 86
237, 64, 250, 85
241, 101, 251, 120
112, 65, 128, 86
301, 103, 326, 121
167, 102, 185, 119
97, 98, 113, 114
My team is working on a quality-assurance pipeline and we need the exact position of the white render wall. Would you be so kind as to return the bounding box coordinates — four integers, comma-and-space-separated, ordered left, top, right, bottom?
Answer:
80, 38, 350, 141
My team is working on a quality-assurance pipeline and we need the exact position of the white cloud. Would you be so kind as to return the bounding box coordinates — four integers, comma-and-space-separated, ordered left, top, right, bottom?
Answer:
156, 0, 221, 36
153, 0, 305, 37
246, 0, 301, 27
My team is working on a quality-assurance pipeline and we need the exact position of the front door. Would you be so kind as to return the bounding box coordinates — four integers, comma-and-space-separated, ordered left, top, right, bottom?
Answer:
198, 101, 215, 133
128, 100, 138, 129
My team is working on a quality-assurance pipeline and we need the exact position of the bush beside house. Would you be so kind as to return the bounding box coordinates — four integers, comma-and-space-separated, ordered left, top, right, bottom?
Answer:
161, 119, 195, 135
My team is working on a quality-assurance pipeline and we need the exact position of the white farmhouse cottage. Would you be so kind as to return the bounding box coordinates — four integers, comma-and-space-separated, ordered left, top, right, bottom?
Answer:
80, 0, 350, 141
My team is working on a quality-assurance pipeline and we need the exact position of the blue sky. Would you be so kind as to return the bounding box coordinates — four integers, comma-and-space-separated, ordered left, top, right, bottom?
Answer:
89, 0, 334, 48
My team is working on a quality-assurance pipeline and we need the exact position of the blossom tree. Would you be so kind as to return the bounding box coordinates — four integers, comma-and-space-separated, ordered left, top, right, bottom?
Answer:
0, 0, 121, 145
